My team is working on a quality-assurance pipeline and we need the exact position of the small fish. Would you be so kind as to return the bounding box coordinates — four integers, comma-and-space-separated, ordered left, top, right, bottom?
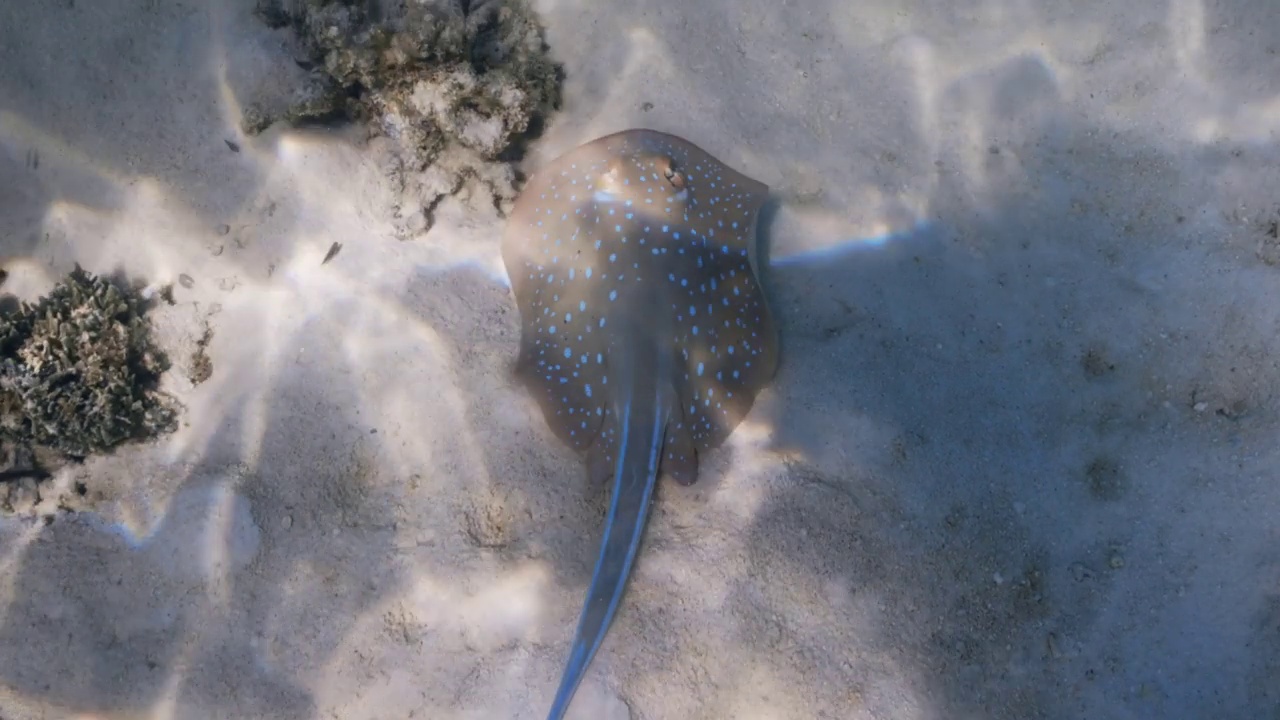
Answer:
501, 128, 778, 719
322, 241, 342, 264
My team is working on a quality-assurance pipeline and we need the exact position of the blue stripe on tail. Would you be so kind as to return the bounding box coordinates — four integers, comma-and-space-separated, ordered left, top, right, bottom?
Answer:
545, 377, 669, 719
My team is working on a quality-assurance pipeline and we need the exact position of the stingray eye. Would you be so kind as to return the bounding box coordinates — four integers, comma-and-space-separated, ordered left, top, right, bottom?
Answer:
662, 157, 686, 189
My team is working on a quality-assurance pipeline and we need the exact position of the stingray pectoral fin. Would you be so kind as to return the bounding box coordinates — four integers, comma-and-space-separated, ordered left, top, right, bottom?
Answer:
545, 379, 671, 719
585, 434, 614, 488
658, 420, 699, 486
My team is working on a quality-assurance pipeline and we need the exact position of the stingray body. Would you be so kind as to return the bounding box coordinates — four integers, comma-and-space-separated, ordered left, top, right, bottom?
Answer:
501, 128, 777, 719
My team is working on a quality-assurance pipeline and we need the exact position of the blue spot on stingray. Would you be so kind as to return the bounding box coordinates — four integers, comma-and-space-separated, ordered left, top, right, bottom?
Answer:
564, 348, 572, 358
697, 362, 705, 376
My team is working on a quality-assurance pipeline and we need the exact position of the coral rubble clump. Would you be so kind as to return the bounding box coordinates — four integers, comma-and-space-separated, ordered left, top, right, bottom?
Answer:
249, 0, 562, 230
0, 266, 179, 461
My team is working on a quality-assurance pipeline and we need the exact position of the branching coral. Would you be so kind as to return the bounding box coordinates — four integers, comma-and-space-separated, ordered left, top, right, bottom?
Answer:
0, 267, 179, 461
249, 0, 562, 230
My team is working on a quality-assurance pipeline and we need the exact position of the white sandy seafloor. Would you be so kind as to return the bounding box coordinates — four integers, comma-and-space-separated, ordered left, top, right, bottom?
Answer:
1, 0, 1279, 718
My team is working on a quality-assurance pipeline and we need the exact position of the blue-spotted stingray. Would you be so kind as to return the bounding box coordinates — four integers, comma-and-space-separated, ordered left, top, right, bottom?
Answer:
501, 128, 778, 719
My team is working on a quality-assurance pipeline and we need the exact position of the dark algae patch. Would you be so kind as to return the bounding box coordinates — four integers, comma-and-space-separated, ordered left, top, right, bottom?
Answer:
189, 323, 214, 386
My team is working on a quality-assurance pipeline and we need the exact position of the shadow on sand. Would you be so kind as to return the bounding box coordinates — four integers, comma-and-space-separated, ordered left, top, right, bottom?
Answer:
0, 0, 1279, 719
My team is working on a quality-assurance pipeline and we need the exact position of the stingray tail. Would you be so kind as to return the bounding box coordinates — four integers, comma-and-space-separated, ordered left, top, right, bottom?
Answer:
545, 358, 671, 719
